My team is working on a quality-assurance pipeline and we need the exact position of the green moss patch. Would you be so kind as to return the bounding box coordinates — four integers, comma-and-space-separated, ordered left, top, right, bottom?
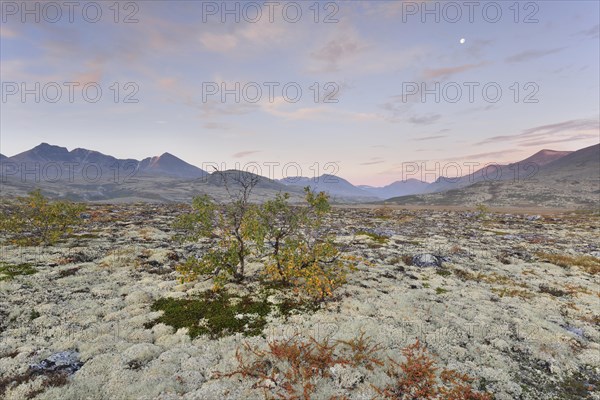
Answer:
0, 263, 37, 281
145, 290, 319, 339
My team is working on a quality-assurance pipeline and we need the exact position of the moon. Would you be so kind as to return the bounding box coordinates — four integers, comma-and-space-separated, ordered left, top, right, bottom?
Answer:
459, 38, 466, 44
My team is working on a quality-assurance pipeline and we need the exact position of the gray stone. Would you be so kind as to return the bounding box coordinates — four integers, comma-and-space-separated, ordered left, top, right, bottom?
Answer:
412, 253, 443, 267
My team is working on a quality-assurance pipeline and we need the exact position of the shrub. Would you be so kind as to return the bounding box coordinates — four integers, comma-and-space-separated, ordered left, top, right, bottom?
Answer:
176, 182, 356, 300
174, 172, 262, 286
374, 339, 492, 399
474, 204, 490, 219
258, 188, 357, 300
0, 189, 85, 246
219, 334, 492, 400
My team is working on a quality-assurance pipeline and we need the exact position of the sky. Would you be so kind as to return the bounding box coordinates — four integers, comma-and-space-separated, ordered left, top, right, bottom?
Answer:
1, 0, 599, 186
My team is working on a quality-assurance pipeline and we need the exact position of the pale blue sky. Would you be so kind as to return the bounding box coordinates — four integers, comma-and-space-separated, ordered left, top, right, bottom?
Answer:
1, 0, 598, 185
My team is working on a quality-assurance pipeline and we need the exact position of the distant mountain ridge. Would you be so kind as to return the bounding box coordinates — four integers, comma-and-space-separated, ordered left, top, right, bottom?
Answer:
517, 149, 573, 166
3, 143, 206, 180
385, 144, 599, 208
421, 148, 574, 194
1, 142, 594, 206
279, 174, 377, 200
358, 179, 429, 199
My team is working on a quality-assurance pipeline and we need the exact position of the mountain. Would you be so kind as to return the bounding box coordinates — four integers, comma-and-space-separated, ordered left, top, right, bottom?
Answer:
536, 144, 599, 180
0, 143, 296, 202
137, 152, 206, 179
2, 143, 206, 181
421, 148, 573, 194
385, 144, 599, 208
8, 143, 72, 163
2, 142, 595, 207
518, 149, 573, 166
280, 174, 377, 201
208, 169, 291, 192
358, 179, 429, 199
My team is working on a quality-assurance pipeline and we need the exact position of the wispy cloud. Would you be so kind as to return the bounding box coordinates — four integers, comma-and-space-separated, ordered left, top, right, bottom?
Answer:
506, 47, 565, 63
519, 133, 599, 147
466, 39, 494, 58
309, 29, 370, 73
413, 135, 447, 141
0, 26, 18, 38
442, 149, 517, 162
233, 150, 261, 158
575, 24, 599, 39
203, 122, 229, 130
360, 157, 384, 166
422, 62, 488, 79
360, 160, 384, 166
477, 119, 600, 145
408, 114, 441, 125
199, 33, 238, 52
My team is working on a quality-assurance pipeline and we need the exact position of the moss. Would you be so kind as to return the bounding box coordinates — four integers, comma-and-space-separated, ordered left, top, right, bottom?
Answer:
355, 230, 389, 244
29, 309, 41, 320
491, 287, 534, 300
435, 268, 452, 277
275, 297, 321, 318
435, 287, 449, 295
539, 284, 567, 297
72, 233, 100, 239
0, 263, 37, 281
551, 368, 599, 399
145, 289, 318, 339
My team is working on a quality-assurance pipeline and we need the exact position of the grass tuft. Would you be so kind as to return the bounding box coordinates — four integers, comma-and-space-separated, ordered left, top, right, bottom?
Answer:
536, 252, 600, 275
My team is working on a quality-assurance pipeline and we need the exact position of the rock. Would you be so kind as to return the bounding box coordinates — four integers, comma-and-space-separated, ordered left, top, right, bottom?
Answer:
502, 234, 521, 240
412, 254, 443, 268
565, 326, 585, 339
29, 350, 83, 375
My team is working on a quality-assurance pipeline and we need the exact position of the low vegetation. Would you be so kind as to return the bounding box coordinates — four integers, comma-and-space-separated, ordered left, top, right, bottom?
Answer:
536, 252, 600, 275
145, 289, 320, 339
0, 262, 37, 281
0, 368, 68, 399
355, 230, 389, 244
218, 333, 492, 399
174, 173, 356, 300
0, 189, 85, 246
145, 290, 273, 339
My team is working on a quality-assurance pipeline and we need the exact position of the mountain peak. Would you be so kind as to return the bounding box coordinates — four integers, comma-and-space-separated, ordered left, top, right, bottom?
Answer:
518, 149, 572, 166
34, 142, 67, 151
19, 143, 71, 160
